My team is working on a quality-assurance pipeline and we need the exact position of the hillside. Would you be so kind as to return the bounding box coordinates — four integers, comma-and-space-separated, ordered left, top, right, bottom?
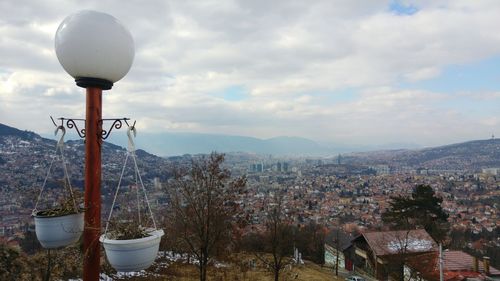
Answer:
0, 123, 172, 194
0, 124, 39, 140
348, 138, 500, 170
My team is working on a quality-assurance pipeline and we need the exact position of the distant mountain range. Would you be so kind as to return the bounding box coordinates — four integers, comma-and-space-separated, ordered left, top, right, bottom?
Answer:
3, 122, 500, 171
347, 138, 500, 170
104, 131, 422, 157
105, 132, 335, 156
26, 122, 424, 156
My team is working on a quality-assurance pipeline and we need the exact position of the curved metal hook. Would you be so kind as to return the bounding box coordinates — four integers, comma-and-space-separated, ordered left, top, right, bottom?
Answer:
54, 126, 66, 149
127, 126, 137, 153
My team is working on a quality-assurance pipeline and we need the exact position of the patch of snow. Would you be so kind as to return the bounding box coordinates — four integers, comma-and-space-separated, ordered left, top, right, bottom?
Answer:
387, 238, 433, 253
99, 271, 162, 280
158, 251, 193, 262
214, 262, 230, 268
70, 251, 229, 280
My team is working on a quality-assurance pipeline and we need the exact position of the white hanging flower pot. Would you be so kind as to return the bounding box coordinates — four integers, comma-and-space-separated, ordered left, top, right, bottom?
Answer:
101, 127, 164, 272
100, 229, 164, 272
32, 126, 84, 249
33, 211, 84, 248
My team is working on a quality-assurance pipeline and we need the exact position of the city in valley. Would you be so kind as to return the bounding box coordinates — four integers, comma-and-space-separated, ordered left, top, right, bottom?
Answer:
4, 2, 500, 280
0, 123, 498, 280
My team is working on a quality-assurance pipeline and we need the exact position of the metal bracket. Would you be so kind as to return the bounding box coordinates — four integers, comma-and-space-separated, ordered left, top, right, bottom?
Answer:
100, 118, 134, 140
51, 116, 134, 140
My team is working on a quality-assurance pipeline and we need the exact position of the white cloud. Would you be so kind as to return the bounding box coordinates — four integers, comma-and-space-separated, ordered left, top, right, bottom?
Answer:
1, 0, 500, 148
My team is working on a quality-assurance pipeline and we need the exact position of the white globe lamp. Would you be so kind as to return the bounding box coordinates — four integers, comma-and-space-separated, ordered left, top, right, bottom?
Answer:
55, 10, 135, 90
52, 10, 136, 281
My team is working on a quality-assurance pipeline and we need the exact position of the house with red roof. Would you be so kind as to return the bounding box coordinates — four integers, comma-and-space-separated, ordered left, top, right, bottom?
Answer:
405, 250, 500, 281
351, 229, 438, 280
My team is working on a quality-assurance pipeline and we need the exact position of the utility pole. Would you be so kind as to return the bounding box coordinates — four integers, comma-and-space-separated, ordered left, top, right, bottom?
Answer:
439, 243, 444, 281
335, 229, 339, 276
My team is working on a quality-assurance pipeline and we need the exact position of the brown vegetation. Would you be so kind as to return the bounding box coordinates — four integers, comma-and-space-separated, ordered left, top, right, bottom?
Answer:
164, 152, 246, 281
110, 253, 341, 281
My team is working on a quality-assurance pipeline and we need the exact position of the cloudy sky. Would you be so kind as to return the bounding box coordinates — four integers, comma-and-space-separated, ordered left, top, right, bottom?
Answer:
2, 0, 500, 148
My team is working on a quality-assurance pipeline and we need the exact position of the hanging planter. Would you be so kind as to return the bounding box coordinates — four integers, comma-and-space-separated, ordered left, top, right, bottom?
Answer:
101, 126, 164, 272
100, 228, 164, 272
33, 211, 84, 249
32, 126, 84, 248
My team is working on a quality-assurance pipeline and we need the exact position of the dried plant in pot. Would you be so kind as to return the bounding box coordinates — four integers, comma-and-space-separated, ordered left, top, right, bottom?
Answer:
32, 126, 84, 249
100, 219, 164, 272
32, 185, 84, 249
100, 126, 164, 272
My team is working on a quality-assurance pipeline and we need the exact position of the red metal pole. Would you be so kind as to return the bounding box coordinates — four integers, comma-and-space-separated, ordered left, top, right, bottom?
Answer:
83, 87, 102, 281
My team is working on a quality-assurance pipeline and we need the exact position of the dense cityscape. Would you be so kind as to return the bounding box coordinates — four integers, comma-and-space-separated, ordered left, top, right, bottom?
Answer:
1, 123, 499, 280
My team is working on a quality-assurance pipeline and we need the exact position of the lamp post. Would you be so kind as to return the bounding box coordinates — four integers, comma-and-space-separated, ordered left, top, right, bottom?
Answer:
54, 10, 134, 281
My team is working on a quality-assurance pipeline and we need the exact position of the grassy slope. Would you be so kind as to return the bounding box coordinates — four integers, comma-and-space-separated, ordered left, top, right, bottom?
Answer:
111, 253, 343, 281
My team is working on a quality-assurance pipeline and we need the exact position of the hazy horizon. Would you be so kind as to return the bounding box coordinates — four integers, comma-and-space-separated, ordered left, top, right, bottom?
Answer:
4, 121, 484, 157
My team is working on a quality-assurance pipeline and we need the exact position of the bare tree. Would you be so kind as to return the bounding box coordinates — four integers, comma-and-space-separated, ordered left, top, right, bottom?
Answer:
166, 152, 246, 281
255, 191, 294, 281
295, 221, 325, 265
384, 229, 414, 281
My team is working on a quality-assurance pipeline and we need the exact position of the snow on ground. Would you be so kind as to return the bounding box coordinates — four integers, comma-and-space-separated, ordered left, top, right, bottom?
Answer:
87, 251, 230, 280
158, 251, 229, 268
387, 238, 434, 253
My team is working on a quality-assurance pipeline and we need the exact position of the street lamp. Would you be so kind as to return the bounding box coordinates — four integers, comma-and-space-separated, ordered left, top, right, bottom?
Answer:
54, 10, 135, 281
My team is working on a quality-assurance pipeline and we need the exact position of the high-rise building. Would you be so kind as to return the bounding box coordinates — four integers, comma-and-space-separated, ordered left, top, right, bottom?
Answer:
283, 162, 289, 172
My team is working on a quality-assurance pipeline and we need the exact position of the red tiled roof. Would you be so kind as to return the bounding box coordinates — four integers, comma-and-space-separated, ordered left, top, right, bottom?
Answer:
444, 251, 500, 275
444, 271, 481, 281
406, 250, 500, 280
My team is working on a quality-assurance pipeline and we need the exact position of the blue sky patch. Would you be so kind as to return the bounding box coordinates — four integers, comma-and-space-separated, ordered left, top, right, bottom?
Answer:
324, 88, 359, 103
401, 56, 500, 94
389, 1, 418, 15
220, 85, 248, 101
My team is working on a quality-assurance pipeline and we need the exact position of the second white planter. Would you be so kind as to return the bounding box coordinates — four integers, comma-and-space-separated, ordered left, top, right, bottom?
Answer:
100, 229, 164, 272
33, 212, 84, 248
